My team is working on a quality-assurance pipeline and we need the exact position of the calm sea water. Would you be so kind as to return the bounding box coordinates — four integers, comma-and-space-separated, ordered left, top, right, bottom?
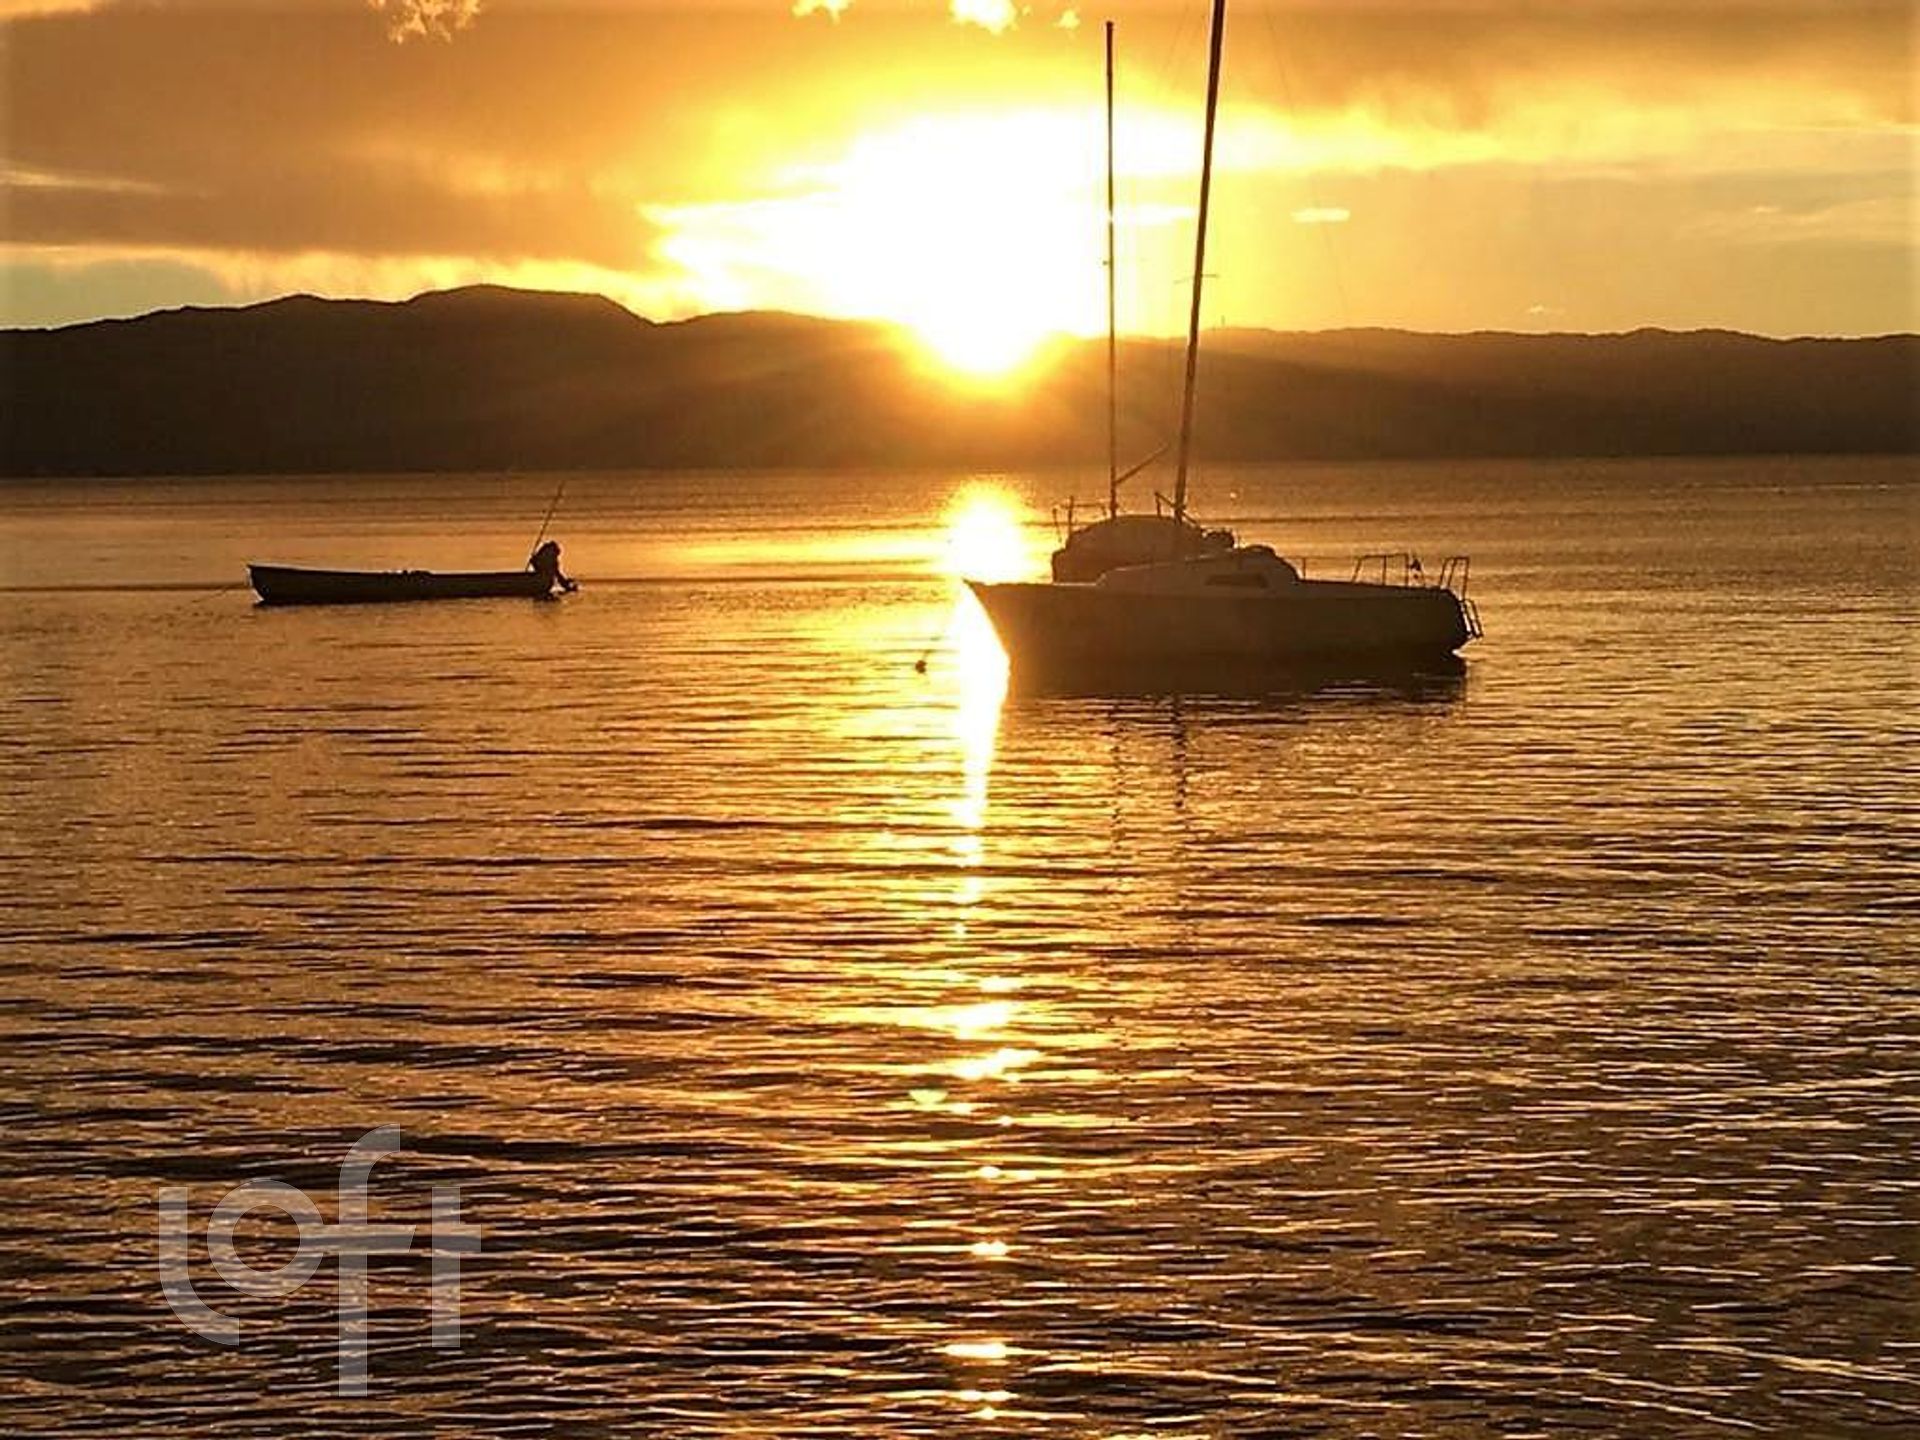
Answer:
1, 457, 1914, 1437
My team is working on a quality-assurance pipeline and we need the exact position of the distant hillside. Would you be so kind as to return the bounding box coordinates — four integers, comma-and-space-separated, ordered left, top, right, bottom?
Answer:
3, 286, 1913, 476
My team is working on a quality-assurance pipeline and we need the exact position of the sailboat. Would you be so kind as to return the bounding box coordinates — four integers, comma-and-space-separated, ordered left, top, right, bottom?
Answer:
969, 1, 1480, 682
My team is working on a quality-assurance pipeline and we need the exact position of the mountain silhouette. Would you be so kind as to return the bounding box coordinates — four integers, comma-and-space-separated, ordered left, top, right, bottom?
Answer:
3, 286, 1912, 476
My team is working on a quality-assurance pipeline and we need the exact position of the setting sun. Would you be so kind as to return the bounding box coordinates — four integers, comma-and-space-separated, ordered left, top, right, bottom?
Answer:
650, 110, 1111, 381
912, 311, 1052, 383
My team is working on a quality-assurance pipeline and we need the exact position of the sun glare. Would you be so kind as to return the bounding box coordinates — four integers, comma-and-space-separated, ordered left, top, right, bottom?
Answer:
649, 110, 1112, 383
937, 487, 1020, 718
942, 489, 1031, 583
913, 314, 1052, 384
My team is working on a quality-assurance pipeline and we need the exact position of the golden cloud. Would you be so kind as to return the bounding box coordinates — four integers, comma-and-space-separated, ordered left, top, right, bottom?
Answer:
367, 0, 481, 43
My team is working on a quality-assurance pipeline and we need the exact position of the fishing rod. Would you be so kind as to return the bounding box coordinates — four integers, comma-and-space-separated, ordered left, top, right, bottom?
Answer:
531, 475, 567, 551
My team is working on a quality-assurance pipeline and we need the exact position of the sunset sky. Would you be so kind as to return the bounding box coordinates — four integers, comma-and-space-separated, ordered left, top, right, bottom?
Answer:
3, 1, 1912, 369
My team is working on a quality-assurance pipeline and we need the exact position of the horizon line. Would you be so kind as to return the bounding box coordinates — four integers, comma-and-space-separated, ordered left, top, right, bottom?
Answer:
8, 283, 1917, 345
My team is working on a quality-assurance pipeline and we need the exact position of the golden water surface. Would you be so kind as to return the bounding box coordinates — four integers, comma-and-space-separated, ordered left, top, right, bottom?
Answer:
1, 457, 1914, 1436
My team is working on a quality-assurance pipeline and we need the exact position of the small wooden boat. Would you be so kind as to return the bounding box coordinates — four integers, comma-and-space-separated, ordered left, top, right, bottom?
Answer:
248, 564, 563, 606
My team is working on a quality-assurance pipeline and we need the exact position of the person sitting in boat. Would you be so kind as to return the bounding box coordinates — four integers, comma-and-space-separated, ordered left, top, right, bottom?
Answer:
528, 539, 576, 593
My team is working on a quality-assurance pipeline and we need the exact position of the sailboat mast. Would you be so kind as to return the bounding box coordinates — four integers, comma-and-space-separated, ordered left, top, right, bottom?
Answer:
1106, 20, 1119, 519
1172, 0, 1228, 527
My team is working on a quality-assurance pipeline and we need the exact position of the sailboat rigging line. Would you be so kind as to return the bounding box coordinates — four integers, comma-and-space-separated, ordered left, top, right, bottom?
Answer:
1172, 0, 1229, 527
1147, 7, 1202, 423
1259, 3, 1354, 335
1116, 444, 1170, 489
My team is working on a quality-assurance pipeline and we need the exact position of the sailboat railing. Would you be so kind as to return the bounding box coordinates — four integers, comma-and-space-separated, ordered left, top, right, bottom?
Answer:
1350, 551, 1475, 597
1351, 552, 1412, 585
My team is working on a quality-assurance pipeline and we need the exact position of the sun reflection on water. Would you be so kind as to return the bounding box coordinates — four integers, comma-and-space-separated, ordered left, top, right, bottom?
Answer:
945, 585, 1010, 861
948, 1046, 1039, 1082
941, 486, 1035, 586
943, 1340, 1012, 1363
939, 999, 1017, 1040
835, 487, 1055, 1418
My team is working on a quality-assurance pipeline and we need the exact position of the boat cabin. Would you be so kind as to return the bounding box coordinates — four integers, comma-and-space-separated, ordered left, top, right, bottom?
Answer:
1052, 513, 1234, 583
1095, 544, 1302, 594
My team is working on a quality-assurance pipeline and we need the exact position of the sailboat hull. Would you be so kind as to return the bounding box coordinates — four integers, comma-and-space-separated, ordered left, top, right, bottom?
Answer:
968, 577, 1471, 679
